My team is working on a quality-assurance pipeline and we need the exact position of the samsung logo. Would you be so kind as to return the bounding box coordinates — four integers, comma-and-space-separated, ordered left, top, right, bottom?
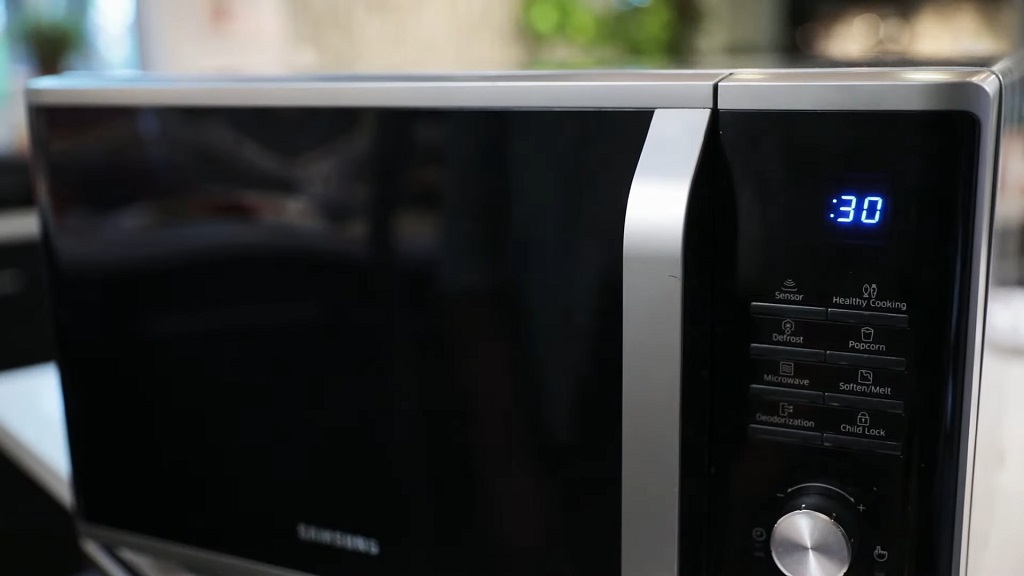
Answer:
296, 523, 381, 557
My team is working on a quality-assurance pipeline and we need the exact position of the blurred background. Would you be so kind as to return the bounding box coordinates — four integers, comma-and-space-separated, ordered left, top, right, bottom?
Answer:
0, 0, 1016, 153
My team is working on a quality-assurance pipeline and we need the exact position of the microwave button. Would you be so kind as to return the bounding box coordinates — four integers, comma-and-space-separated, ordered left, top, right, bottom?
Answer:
751, 344, 825, 363
750, 302, 827, 320
826, 351, 906, 371
824, 393, 904, 413
750, 384, 823, 404
827, 308, 909, 328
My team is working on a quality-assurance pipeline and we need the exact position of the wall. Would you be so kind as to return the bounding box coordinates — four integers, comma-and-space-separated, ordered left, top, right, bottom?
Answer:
137, 0, 526, 73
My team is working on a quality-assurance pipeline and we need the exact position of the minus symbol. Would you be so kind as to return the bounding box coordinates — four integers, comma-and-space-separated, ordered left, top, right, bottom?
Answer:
776, 493, 785, 497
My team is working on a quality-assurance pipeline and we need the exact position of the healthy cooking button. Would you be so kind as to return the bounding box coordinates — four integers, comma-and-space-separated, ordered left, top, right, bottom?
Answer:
820, 406, 906, 443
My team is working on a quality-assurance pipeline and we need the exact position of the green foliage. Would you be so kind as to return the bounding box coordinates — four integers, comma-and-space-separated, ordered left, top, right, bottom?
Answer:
523, 0, 696, 67
16, 13, 84, 74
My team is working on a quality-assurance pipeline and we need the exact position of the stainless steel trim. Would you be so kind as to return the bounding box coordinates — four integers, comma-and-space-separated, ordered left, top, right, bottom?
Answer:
80, 523, 316, 576
0, 394, 72, 509
27, 71, 724, 108
80, 538, 134, 576
719, 69, 997, 111
0, 207, 40, 243
957, 72, 1002, 576
622, 107, 710, 576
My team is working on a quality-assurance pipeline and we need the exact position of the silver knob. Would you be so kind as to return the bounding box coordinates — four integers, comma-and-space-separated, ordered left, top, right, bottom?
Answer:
770, 509, 852, 576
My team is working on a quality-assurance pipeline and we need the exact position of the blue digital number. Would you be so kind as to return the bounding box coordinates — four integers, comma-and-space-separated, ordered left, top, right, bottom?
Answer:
861, 196, 883, 224
836, 195, 857, 222
830, 193, 884, 227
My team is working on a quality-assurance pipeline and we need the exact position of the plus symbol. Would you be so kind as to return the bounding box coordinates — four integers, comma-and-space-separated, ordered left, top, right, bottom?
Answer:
857, 504, 866, 512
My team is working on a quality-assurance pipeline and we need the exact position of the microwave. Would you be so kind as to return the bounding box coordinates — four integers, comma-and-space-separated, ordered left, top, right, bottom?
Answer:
26, 62, 1015, 576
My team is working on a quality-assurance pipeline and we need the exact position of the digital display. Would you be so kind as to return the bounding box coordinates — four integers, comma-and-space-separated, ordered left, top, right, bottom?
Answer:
830, 193, 885, 226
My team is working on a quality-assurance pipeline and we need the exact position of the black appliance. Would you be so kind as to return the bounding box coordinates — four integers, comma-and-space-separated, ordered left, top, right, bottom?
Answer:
26, 63, 1015, 576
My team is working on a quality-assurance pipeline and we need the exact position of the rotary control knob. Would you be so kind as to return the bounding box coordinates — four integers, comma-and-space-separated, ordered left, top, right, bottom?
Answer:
769, 486, 858, 576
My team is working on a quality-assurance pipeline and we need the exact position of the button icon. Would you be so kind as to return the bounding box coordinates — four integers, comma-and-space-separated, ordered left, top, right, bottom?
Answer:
873, 546, 889, 562
861, 327, 875, 342
863, 283, 878, 298
782, 279, 798, 292
779, 362, 794, 376
782, 319, 795, 334
779, 403, 795, 417
858, 412, 871, 426
752, 527, 767, 542
858, 369, 874, 384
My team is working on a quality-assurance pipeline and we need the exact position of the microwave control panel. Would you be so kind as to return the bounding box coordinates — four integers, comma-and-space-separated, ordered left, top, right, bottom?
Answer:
705, 110, 980, 576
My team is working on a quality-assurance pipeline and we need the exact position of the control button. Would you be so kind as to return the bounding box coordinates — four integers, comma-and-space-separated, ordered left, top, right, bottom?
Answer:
748, 424, 822, 446
750, 400, 824, 433
820, 407, 906, 443
751, 384, 823, 404
824, 323, 910, 357
751, 302, 827, 320
825, 393, 904, 413
752, 360, 905, 399
752, 316, 824, 348
771, 510, 852, 576
761, 276, 825, 306
873, 545, 890, 563
826, 351, 906, 371
829, 277, 909, 315
827, 308, 908, 328
823, 434, 902, 455
753, 317, 909, 357
751, 344, 825, 363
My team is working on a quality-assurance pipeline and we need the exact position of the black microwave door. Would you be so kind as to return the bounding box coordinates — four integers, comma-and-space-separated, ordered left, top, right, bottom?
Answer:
33, 107, 657, 576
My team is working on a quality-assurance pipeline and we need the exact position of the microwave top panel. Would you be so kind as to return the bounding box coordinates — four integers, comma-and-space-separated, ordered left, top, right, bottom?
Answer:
24, 65, 1009, 114
24, 70, 725, 109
